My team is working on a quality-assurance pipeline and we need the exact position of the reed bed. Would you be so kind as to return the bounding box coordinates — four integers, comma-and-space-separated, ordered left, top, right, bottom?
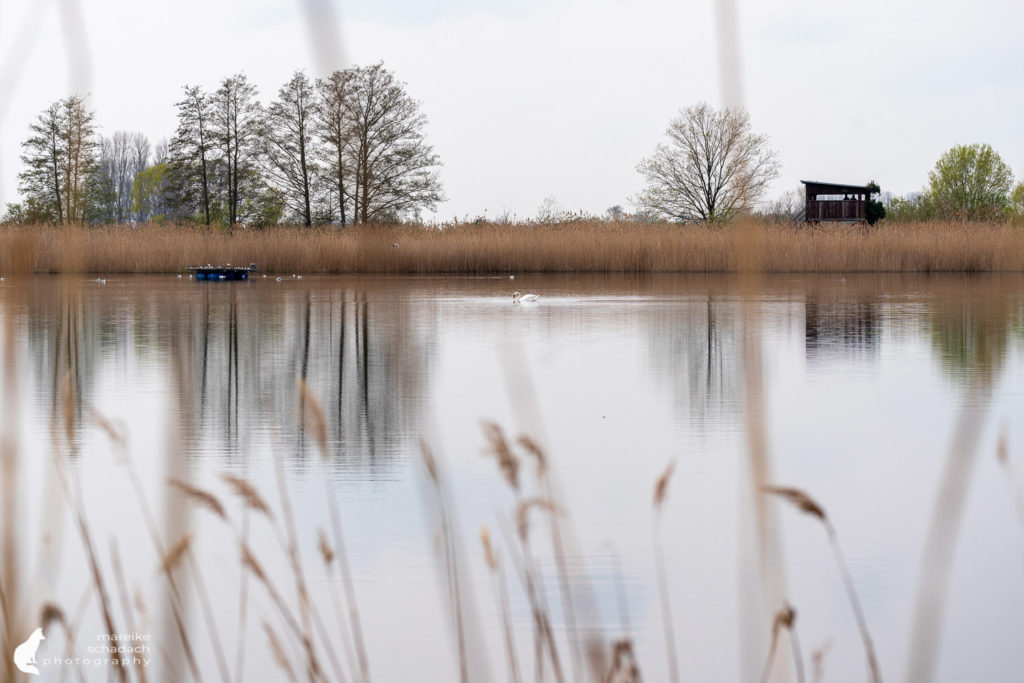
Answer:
1, 219, 1023, 275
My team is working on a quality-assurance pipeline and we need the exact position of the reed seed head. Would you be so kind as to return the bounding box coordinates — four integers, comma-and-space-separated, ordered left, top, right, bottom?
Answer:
420, 439, 439, 483
653, 461, 675, 510
482, 421, 520, 490
516, 434, 547, 478
773, 602, 796, 633
159, 534, 192, 575
221, 473, 273, 518
241, 545, 268, 584
480, 526, 497, 571
169, 478, 226, 519
763, 485, 828, 521
298, 379, 329, 458
516, 497, 561, 541
40, 603, 68, 631
317, 529, 335, 567
263, 622, 295, 679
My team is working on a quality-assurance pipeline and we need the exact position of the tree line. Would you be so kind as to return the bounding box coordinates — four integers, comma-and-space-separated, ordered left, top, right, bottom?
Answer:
4, 63, 444, 227
5, 76, 1023, 227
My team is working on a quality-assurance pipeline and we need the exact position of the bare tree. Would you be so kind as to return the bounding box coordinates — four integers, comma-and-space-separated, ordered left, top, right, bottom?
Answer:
99, 131, 150, 222
168, 86, 215, 225
265, 70, 318, 226
760, 186, 805, 223
345, 63, 443, 223
315, 69, 356, 226
636, 102, 779, 223
210, 73, 262, 226
152, 138, 169, 167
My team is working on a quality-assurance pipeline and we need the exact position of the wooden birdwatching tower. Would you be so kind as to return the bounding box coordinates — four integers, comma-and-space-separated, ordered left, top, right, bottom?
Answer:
800, 180, 872, 223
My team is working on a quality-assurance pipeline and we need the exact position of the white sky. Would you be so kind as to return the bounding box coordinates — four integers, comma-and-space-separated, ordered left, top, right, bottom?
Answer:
1, 0, 1021, 221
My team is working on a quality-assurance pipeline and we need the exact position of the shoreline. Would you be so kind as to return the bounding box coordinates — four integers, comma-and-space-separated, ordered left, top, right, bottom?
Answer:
1, 220, 1022, 274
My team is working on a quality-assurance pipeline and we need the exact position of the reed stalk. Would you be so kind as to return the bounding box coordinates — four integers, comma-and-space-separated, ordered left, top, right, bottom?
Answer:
758, 603, 805, 683
481, 527, 521, 683
420, 440, 470, 683
652, 461, 680, 683
301, 379, 370, 682
764, 486, 881, 683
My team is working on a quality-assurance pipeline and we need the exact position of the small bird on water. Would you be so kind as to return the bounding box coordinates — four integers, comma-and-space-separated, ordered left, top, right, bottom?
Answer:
512, 291, 539, 303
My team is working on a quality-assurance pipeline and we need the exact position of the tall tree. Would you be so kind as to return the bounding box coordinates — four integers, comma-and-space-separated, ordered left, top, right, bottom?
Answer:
210, 73, 262, 226
636, 102, 779, 223
927, 143, 1013, 220
265, 70, 319, 227
17, 95, 98, 224
62, 95, 99, 223
315, 69, 356, 226
168, 86, 215, 225
18, 101, 65, 223
344, 63, 443, 223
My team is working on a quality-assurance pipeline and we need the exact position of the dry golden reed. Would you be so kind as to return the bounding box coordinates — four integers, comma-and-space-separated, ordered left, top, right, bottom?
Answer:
482, 421, 520, 491
762, 486, 826, 521
159, 534, 193, 575
3, 219, 1024, 274
317, 529, 335, 567
169, 479, 227, 520
515, 498, 560, 542
221, 473, 274, 518
516, 435, 547, 477
263, 622, 298, 683
764, 484, 882, 683
298, 379, 328, 457
759, 602, 805, 683
480, 526, 497, 571
653, 462, 676, 509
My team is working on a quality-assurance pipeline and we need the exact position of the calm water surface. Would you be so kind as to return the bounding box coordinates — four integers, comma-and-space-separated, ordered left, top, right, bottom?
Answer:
3, 273, 1024, 682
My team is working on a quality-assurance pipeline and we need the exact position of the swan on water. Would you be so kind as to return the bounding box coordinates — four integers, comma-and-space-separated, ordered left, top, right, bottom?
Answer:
512, 291, 539, 303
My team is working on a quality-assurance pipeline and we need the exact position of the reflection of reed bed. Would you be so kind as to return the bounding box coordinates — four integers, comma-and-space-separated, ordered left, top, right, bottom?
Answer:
3, 220, 1024, 274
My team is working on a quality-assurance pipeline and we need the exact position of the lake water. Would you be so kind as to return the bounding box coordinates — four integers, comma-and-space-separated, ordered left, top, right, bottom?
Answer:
2, 273, 1024, 683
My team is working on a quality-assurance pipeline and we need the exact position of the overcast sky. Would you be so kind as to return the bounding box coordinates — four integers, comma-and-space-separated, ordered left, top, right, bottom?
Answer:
1, 0, 1021, 220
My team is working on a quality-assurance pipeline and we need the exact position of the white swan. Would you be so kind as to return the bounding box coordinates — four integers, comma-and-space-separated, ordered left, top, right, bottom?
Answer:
512, 291, 539, 303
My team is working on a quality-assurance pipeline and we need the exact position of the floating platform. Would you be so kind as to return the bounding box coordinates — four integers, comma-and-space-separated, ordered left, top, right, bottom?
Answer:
187, 264, 257, 281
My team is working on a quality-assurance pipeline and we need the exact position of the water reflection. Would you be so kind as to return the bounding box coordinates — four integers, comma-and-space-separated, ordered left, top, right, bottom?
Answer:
16, 278, 439, 474
15, 274, 1023, 459
2, 273, 1024, 683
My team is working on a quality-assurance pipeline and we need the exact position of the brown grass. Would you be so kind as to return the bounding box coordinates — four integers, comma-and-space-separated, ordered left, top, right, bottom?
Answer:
2, 219, 1024, 274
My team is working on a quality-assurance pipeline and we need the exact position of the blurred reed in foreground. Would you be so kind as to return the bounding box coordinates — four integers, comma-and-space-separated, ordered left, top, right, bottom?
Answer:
1, 220, 1024, 274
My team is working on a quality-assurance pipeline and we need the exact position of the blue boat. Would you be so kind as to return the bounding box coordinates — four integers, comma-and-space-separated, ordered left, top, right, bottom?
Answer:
187, 264, 258, 281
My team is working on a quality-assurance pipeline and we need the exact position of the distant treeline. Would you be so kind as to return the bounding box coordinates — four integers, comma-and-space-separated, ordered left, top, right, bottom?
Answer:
4, 66, 1023, 228
4, 63, 443, 227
